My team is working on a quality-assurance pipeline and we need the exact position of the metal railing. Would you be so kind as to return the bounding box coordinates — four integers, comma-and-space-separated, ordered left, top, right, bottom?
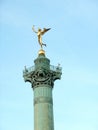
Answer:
23, 66, 35, 75
50, 65, 62, 73
23, 65, 62, 75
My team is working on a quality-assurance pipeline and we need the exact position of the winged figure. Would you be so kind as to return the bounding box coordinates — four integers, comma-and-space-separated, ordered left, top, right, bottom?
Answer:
32, 25, 51, 48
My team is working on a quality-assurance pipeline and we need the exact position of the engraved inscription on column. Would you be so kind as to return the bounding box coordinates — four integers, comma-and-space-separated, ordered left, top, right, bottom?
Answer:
34, 97, 53, 105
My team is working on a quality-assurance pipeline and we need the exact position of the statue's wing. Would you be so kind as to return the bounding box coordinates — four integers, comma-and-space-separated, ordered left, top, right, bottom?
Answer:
41, 28, 51, 35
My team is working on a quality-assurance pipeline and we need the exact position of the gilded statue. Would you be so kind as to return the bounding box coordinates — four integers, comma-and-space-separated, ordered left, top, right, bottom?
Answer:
32, 25, 51, 48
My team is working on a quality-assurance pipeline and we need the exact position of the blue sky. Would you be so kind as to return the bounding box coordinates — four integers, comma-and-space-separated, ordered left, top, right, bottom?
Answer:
0, 0, 98, 130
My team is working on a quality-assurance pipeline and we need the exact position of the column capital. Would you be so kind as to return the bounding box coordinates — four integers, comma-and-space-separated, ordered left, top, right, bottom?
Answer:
23, 65, 62, 88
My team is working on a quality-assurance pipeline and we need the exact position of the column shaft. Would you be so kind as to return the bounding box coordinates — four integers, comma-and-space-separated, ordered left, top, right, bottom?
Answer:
34, 85, 54, 130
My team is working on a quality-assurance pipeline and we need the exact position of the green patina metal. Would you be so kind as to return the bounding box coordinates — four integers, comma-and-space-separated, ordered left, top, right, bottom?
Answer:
23, 50, 62, 130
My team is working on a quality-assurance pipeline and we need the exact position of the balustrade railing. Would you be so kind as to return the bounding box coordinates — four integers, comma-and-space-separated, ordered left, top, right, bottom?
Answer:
50, 65, 62, 73
23, 66, 35, 75
23, 65, 62, 75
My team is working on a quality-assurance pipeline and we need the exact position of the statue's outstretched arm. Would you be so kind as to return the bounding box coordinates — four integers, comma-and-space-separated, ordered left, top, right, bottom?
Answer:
32, 25, 37, 33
